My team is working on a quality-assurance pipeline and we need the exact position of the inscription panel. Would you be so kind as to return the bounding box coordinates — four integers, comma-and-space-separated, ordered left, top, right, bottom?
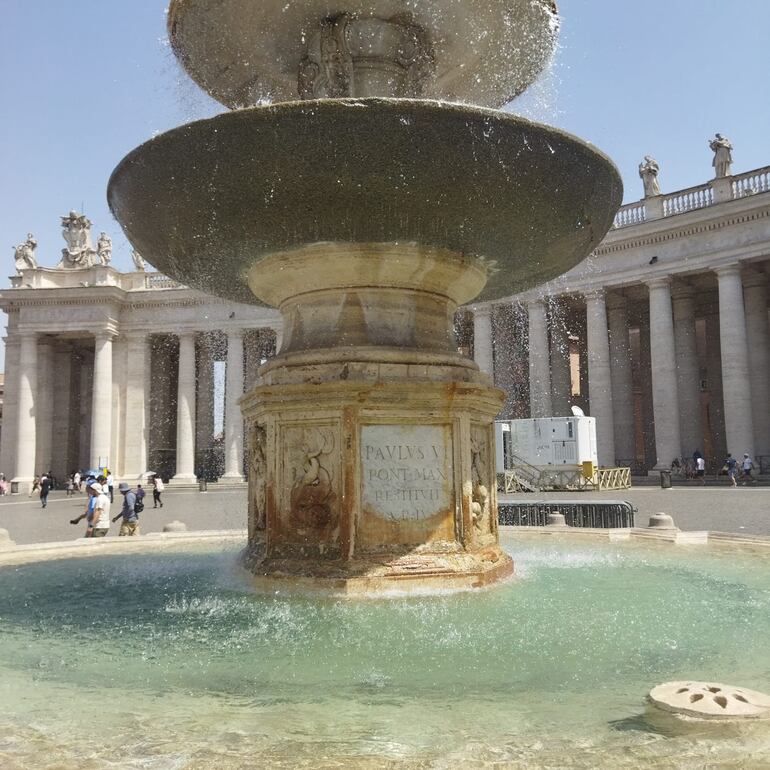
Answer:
361, 425, 453, 522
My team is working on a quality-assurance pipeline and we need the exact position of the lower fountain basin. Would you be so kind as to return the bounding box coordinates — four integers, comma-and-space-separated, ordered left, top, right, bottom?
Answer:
1, 534, 768, 767
107, 98, 622, 307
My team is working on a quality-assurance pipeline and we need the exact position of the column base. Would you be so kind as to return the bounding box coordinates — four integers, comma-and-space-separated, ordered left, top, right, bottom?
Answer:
219, 473, 245, 483
10, 477, 34, 495
169, 474, 198, 486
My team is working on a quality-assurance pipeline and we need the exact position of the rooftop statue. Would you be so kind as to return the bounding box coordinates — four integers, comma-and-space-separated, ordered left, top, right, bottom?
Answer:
709, 133, 733, 178
131, 249, 146, 271
59, 211, 97, 268
638, 156, 662, 197
13, 233, 38, 273
96, 232, 112, 266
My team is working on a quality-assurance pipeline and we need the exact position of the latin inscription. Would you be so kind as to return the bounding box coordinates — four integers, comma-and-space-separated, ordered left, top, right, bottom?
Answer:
361, 425, 453, 521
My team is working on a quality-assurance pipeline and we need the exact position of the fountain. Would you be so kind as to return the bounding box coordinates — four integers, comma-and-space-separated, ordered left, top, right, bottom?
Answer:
108, 0, 621, 594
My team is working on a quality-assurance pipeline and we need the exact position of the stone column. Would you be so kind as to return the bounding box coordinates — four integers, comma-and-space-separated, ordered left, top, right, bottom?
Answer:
585, 290, 616, 466
647, 278, 682, 469
549, 302, 572, 416
90, 332, 114, 469
672, 284, 704, 458
274, 325, 284, 356
171, 332, 197, 483
51, 342, 73, 482
527, 299, 552, 417
705, 311, 727, 460
715, 264, 755, 458
472, 306, 494, 376
222, 330, 245, 481
606, 293, 635, 465
196, 335, 215, 452
35, 339, 55, 475
0, 336, 20, 481
123, 333, 149, 478
638, 316, 657, 470
743, 270, 770, 455
13, 332, 38, 486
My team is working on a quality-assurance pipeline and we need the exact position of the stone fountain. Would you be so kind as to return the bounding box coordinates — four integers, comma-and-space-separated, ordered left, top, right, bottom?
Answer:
107, 0, 621, 594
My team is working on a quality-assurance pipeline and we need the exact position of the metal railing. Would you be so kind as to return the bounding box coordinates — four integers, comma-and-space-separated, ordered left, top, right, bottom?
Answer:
499, 500, 636, 528
596, 467, 631, 490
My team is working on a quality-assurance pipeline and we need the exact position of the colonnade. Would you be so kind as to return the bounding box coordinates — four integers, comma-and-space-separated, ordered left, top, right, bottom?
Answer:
1, 326, 278, 488
473, 262, 770, 469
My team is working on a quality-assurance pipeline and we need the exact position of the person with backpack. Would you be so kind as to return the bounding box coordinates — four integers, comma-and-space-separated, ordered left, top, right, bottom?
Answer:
112, 482, 142, 536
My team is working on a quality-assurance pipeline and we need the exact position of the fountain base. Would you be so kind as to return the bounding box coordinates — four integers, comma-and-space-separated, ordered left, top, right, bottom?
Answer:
240, 357, 511, 595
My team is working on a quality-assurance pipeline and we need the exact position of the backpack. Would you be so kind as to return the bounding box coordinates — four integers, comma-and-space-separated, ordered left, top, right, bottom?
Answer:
134, 496, 145, 514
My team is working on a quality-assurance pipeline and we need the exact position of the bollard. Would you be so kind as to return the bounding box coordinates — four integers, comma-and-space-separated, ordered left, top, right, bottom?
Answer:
659, 469, 672, 489
198, 478, 208, 492
648, 512, 677, 530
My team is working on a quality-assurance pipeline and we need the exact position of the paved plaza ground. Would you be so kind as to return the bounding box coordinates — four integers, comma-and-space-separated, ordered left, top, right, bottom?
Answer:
0, 484, 768, 545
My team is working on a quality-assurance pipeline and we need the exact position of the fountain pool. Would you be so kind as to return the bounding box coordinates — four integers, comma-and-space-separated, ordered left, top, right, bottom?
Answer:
1, 534, 769, 768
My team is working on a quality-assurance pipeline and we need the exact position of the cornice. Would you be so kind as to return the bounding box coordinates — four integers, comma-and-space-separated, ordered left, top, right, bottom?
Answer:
596, 206, 770, 256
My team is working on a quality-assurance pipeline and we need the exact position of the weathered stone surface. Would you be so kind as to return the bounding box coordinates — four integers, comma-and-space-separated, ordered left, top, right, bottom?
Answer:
108, 100, 622, 307
167, 0, 559, 108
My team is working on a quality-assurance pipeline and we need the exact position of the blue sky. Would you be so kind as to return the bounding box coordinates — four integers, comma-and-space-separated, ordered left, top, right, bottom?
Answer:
1, 0, 768, 278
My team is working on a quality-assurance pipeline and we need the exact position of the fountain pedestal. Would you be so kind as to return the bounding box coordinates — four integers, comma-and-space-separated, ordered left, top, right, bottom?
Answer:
242, 363, 511, 595
239, 241, 511, 594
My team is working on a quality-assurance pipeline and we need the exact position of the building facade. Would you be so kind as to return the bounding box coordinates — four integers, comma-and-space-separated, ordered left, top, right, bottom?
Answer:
2, 162, 769, 488
471, 163, 770, 472
0, 268, 281, 488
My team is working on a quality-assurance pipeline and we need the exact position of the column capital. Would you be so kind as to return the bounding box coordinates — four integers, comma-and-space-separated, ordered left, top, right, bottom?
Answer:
93, 328, 117, 342
583, 288, 606, 303
713, 262, 742, 278
645, 276, 671, 290
670, 281, 696, 301
16, 329, 39, 341
471, 304, 493, 319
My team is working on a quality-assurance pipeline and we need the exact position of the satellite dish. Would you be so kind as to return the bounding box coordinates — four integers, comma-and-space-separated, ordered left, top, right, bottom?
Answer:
571, 405, 585, 417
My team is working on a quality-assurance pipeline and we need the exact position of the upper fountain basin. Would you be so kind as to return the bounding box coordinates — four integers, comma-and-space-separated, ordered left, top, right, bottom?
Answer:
107, 98, 622, 307
167, 0, 559, 108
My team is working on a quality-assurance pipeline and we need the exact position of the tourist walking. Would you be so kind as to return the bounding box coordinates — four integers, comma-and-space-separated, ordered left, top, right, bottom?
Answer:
73, 470, 81, 493
29, 475, 40, 497
112, 482, 141, 536
695, 455, 706, 485
136, 483, 146, 508
741, 454, 756, 484
70, 481, 110, 537
0, 474, 8, 496
39, 472, 51, 508
152, 475, 164, 508
723, 454, 738, 488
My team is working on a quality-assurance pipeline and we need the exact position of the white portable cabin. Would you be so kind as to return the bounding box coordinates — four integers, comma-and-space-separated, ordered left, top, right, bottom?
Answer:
495, 417, 598, 474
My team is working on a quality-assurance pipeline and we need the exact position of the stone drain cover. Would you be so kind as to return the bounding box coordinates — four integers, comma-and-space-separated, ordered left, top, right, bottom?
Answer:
648, 681, 770, 720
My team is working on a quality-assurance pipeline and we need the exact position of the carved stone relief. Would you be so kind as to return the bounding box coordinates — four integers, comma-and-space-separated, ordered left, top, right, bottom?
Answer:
247, 421, 268, 535
470, 424, 494, 535
284, 425, 339, 542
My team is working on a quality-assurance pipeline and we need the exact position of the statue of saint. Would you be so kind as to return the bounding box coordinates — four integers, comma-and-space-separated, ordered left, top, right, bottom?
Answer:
709, 133, 733, 178
96, 232, 112, 265
13, 233, 38, 273
131, 249, 146, 271
638, 156, 662, 197
59, 211, 97, 268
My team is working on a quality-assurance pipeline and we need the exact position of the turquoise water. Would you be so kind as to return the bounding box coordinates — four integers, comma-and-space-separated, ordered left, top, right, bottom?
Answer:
0, 536, 769, 768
